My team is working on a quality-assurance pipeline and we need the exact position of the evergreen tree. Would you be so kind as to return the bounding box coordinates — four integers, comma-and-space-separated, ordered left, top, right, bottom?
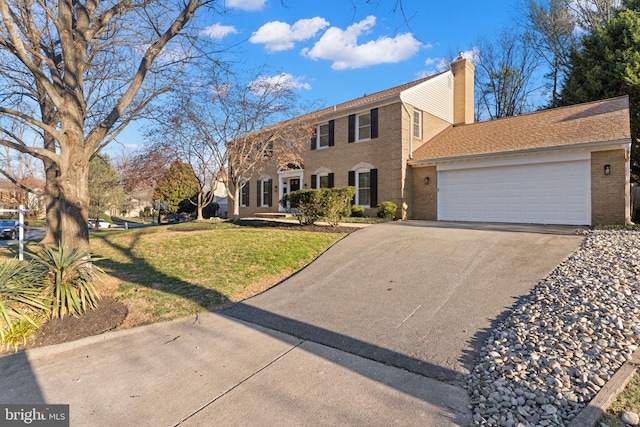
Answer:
153, 161, 199, 214
558, 0, 640, 181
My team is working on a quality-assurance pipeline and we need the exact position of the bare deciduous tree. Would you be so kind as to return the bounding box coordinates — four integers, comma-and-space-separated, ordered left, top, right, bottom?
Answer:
149, 69, 312, 221
475, 29, 541, 120
0, 0, 214, 249
522, 0, 578, 104
570, 0, 623, 31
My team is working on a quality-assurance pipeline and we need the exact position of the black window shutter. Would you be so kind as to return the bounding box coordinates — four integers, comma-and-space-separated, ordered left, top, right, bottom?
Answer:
348, 114, 355, 143
328, 120, 335, 146
267, 179, 273, 207
328, 173, 334, 188
244, 181, 250, 207
348, 171, 356, 204
371, 108, 378, 139
310, 175, 317, 189
311, 126, 317, 150
370, 169, 378, 207
257, 180, 261, 206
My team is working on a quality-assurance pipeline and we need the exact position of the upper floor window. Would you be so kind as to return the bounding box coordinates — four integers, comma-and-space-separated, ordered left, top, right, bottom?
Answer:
348, 108, 378, 143
311, 120, 334, 150
262, 141, 274, 159
318, 123, 330, 148
357, 112, 371, 141
413, 110, 422, 139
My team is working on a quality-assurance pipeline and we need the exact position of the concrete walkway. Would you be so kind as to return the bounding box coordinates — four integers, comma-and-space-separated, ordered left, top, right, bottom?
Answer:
0, 221, 586, 426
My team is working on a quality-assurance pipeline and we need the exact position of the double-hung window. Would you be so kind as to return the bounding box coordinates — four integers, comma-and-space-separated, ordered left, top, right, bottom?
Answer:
348, 108, 378, 143
258, 178, 272, 207
310, 172, 334, 189
312, 120, 334, 150
319, 175, 330, 188
318, 123, 330, 148
357, 112, 371, 141
357, 171, 371, 206
240, 181, 249, 207
413, 110, 422, 139
348, 168, 378, 208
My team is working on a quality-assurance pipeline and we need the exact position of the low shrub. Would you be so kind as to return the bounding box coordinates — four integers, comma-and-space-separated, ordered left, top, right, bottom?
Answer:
322, 187, 356, 226
281, 189, 324, 225
281, 186, 356, 226
203, 202, 220, 218
0, 260, 49, 344
351, 206, 365, 217
377, 201, 397, 220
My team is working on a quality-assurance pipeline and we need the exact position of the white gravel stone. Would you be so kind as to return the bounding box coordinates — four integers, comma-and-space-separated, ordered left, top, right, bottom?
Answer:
621, 411, 640, 425
466, 230, 640, 426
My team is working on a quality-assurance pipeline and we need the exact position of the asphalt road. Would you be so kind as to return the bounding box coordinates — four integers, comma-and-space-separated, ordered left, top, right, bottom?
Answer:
0, 227, 46, 247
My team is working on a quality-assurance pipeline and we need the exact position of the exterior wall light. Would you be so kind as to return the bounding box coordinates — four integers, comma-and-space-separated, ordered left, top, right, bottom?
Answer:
604, 164, 611, 175
424, 176, 430, 185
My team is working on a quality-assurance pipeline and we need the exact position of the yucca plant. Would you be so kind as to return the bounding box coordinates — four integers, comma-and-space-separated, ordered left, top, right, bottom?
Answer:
29, 243, 102, 319
0, 260, 49, 343
1, 315, 47, 351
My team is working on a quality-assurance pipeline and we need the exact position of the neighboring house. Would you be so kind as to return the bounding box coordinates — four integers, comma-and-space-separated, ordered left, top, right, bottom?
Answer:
239, 54, 632, 226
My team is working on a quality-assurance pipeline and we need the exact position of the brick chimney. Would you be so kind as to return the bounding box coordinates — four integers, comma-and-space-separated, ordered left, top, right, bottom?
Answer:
450, 52, 475, 125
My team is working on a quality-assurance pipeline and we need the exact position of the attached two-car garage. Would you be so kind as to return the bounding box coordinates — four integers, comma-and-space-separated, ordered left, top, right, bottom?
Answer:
437, 157, 591, 226
409, 96, 631, 226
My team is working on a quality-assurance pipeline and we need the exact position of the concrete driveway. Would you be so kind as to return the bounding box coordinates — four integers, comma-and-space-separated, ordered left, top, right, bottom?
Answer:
225, 221, 586, 385
0, 221, 585, 426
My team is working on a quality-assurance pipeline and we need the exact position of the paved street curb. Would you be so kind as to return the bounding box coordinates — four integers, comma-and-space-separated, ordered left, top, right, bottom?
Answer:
568, 347, 640, 427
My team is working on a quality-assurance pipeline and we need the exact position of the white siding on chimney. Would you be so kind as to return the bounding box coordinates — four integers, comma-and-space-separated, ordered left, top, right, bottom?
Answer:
400, 71, 454, 124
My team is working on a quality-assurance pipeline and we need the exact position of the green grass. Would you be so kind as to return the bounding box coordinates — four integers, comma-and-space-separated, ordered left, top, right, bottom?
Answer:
86, 221, 346, 322
0, 220, 347, 325
598, 372, 640, 426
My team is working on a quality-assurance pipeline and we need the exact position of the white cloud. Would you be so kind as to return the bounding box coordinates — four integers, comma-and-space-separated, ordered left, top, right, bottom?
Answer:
250, 17, 329, 52
201, 23, 238, 40
419, 48, 480, 78
301, 16, 422, 70
249, 73, 312, 96
226, 0, 266, 11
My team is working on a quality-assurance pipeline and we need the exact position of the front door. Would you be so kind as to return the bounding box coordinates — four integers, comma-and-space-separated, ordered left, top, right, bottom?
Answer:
281, 178, 302, 212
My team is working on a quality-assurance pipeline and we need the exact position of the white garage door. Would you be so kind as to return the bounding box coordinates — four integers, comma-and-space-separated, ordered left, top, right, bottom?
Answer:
438, 160, 591, 225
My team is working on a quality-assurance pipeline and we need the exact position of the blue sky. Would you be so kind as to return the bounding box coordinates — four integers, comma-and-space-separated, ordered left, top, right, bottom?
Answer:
114, 0, 519, 152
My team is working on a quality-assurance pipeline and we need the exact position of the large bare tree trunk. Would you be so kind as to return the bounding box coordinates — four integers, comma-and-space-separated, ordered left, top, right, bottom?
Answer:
232, 186, 241, 222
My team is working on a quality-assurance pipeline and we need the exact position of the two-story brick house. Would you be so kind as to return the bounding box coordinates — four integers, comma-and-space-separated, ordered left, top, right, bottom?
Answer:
239, 54, 632, 226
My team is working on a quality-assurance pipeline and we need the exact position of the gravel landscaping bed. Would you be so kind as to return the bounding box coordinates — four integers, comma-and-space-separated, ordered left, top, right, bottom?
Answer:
467, 230, 640, 427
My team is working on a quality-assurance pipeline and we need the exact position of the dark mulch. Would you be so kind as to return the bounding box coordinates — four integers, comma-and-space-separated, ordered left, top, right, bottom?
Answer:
1, 297, 128, 355
235, 219, 361, 234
